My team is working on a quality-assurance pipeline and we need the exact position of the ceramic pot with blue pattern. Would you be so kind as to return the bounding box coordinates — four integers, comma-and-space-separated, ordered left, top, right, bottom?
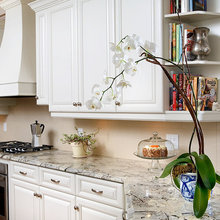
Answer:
180, 173, 197, 202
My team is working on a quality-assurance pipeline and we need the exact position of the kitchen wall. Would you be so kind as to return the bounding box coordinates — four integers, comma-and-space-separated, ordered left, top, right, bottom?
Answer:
0, 98, 220, 171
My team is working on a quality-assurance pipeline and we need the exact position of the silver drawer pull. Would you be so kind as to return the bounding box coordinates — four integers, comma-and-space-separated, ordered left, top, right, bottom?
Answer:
33, 193, 42, 199
91, 188, 103, 194
51, 179, 60, 184
19, 171, 27, 176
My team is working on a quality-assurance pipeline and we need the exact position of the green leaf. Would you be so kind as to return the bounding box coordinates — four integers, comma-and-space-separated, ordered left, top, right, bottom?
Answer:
193, 174, 209, 218
191, 151, 199, 158
194, 154, 216, 190
216, 173, 220, 184
173, 176, 180, 189
160, 157, 192, 178
177, 153, 190, 159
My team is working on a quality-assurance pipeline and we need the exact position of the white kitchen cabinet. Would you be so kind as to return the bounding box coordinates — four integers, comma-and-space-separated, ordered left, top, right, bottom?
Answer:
40, 186, 75, 220
9, 162, 125, 220
30, 0, 164, 117
75, 197, 123, 220
115, 0, 163, 113
10, 178, 40, 220
49, 0, 116, 113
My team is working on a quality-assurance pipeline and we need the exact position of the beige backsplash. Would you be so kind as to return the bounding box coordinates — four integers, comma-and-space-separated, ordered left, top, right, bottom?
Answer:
0, 98, 220, 172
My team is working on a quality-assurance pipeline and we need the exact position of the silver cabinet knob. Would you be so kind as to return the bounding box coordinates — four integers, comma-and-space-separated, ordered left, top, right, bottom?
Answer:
77, 102, 82, 107
73, 102, 77, 107
35, 96, 39, 100
115, 101, 121, 106
33, 193, 42, 199
74, 206, 79, 211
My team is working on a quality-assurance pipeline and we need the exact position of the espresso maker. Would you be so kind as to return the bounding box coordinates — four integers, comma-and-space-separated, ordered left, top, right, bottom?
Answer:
31, 121, 45, 147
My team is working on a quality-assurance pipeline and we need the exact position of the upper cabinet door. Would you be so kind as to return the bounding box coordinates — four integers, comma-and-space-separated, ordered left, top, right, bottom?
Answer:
35, 10, 49, 105
115, 0, 163, 113
49, 0, 79, 112
77, 0, 116, 112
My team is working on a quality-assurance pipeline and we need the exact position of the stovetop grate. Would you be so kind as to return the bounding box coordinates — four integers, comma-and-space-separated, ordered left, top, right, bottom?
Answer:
0, 141, 53, 154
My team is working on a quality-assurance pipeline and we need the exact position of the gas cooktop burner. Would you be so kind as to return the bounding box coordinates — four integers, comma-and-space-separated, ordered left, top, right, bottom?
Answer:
0, 141, 53, 154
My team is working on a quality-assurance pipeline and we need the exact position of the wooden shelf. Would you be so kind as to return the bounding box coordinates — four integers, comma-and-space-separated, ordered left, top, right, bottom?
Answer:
164, 60, 220, 67
164, 11, 220, 23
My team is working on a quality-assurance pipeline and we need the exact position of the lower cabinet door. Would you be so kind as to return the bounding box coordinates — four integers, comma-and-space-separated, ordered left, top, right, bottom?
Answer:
76, 197, 123, 220
40, 186, 75, 220
10, 178, 40, 220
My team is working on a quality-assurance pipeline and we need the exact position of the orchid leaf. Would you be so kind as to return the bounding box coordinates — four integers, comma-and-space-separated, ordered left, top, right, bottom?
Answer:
216, 173, 220, 184
173, 176, 180, 189
160, 157, 192, 178
177, 153, 190, 159
193, 154, 216, 190
191, 151, 199, 158
193, 174, 209, 218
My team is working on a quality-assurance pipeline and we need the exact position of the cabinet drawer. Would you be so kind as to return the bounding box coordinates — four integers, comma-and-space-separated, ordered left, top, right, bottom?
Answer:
76, 175, 124, 209
10, 162, 39, 184
40, 168, 75, 194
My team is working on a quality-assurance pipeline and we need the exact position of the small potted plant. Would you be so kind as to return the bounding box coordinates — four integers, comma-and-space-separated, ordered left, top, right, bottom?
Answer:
61, 127, 98, 158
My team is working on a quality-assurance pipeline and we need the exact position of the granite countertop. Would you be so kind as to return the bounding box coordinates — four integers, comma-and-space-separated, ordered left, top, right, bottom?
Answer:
1, 149, 220, 220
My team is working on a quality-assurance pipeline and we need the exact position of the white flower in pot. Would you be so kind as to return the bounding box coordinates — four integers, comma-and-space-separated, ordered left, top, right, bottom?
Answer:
61, 127, 98, 158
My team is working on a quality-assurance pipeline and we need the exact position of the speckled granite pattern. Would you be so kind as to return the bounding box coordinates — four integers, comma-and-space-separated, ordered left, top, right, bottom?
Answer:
1, 149, 220, 220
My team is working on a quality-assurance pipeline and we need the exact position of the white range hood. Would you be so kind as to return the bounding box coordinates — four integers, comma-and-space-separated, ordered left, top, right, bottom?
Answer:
0, 0, 36, 97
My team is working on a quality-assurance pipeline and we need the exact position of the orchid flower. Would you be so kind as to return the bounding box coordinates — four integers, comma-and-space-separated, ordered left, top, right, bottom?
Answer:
92, 84, 102, 98
124, 58, 138, 76
86, 97, 102, 110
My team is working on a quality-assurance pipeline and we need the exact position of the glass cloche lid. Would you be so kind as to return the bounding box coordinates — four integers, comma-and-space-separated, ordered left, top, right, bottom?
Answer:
136, 132, 176, 159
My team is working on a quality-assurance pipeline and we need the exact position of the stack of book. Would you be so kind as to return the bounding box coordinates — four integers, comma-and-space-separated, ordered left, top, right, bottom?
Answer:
170, 0, 207, 14
169, 23, 196, 62
169, 72, 218, 111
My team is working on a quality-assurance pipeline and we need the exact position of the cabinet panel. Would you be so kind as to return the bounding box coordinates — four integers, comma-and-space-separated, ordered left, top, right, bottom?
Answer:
40, 187, 75, 220
76, 175, 123, 209
10, 162, 39, 184
76, 197, 123, 220
36, 11, 49, 105
10, 178, 40, 220
40, 168, 75, 194
115, 0, 163, 113
49, 0, 78, 112
78, 0, 116, 112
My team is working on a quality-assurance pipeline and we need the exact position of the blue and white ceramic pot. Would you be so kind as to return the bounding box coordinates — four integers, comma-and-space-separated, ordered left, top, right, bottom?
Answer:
180, 173, 197, 202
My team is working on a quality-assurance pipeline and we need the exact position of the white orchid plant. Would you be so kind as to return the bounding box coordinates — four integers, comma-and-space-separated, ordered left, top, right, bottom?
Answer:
86, 34, 220, 218
86, 34, 155, 110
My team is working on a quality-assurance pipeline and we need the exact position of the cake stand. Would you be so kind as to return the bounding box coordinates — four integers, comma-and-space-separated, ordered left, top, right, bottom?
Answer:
133, 152, 176, 172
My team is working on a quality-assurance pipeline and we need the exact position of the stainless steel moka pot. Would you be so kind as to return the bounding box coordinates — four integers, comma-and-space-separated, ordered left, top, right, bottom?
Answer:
31, 121, 45, 147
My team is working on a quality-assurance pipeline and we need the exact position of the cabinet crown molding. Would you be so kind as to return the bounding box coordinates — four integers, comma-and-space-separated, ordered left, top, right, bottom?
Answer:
0, 0, 34, 10
29, 0, 72, 12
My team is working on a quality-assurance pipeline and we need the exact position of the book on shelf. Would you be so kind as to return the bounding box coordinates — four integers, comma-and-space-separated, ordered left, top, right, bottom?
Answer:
176, 24, 180, 62
178, 73, 184, 110
184, 28, 196, 61
198, 77, 218, 111
172, 23, 176, 62
168, 22, 196, 62
170, 0, 207, 14
181, 0, 189, 13
193, 0, 207, 11
169, 73, 218, 112
172, 73, 178, 111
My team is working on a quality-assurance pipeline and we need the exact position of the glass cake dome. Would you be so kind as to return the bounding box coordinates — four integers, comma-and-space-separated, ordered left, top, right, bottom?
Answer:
136, 132, 176, 159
